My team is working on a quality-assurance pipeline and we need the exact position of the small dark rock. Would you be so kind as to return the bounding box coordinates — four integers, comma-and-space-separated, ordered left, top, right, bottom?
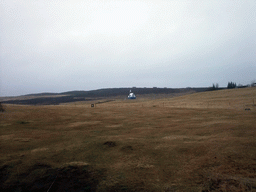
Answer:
103, 141, 116, 147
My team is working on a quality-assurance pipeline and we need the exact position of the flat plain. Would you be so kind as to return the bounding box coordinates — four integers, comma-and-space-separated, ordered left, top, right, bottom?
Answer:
1, 88, 256, 191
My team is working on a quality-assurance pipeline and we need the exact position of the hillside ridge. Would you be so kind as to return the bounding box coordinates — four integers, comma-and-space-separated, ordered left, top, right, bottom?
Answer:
1, 87, 217, 105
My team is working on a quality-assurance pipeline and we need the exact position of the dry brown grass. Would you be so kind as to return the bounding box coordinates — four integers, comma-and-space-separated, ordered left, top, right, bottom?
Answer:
1, 88, 256, 191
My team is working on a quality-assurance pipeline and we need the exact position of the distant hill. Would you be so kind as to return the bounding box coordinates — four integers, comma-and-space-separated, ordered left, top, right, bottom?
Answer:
1, 87, 212, 105
23, 92, 60, 96
60, 87, 212, 97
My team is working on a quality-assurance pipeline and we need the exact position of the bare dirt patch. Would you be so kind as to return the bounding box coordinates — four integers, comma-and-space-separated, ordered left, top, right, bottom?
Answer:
105, 124, 123, 128
0, 134, 15, 140
68, 121, 101, 128
31, 148, 49, 153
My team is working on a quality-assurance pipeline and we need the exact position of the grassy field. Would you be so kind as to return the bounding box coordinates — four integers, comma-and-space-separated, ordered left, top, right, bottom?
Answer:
1, 88, 256, 191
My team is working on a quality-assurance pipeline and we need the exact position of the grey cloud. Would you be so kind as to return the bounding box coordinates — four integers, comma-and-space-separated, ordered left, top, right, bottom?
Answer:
1, 0, 256, 96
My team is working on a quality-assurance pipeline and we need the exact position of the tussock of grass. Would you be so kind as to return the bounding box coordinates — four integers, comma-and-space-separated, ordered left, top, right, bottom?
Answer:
0, 163, 104, 192
201, 173, 256, 191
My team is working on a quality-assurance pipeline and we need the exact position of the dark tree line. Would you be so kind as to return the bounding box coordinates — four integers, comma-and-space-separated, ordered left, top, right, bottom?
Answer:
227, 82, 237, 89
212, 83, 219, 90
210, 82, 239, 90
211, 81, 253, 90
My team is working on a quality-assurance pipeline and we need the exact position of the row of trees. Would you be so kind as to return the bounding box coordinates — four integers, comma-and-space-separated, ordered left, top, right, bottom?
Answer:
227, 82, 237, 89
211, 80, 256, 90
212, 83, 219, 89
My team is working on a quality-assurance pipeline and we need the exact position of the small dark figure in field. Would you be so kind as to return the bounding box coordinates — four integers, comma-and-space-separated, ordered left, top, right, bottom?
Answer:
0, 103, 5, 112
104, 141, 116, 147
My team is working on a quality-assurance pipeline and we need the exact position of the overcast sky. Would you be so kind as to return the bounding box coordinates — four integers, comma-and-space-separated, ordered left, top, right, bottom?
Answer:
1, 0, 256, 96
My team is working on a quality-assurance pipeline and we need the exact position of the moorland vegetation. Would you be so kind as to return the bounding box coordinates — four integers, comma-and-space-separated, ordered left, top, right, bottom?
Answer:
1, 87, 256, 191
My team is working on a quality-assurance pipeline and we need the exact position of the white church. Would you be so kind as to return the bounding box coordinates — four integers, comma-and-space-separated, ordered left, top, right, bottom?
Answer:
128, 90, 136, 99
